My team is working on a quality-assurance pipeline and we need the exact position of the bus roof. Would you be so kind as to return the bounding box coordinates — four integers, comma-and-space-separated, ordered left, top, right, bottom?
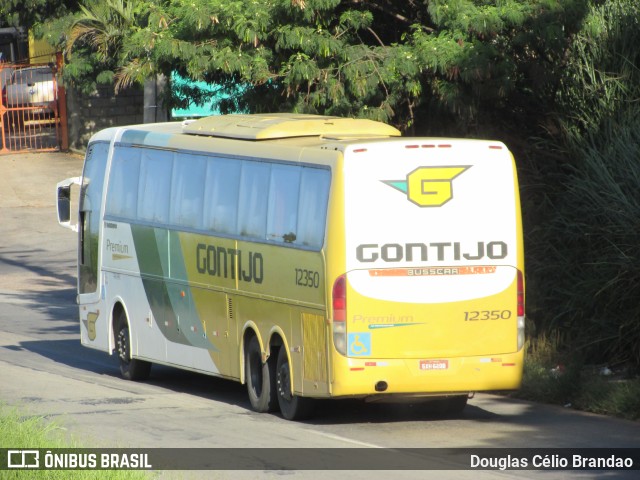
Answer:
182, 113, 401, 140
92, 116, 510, 161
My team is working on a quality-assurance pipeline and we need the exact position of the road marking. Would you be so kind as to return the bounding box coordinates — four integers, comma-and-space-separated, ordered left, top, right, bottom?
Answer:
303, 429, 384, 448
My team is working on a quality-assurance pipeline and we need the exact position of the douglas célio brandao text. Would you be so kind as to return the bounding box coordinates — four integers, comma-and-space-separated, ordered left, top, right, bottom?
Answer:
470, 453, 634, 470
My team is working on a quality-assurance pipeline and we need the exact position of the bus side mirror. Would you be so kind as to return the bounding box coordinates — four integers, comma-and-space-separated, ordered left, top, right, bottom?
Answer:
57, 177, 81, 232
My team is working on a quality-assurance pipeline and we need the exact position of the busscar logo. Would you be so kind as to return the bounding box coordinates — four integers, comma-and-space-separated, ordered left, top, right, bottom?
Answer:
383, 165, 470, 207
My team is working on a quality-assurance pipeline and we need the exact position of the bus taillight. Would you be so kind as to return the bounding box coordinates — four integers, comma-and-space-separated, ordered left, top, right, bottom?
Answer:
517, 269, 524, 317
517, 269, 525, 350
332, 275, 347, 355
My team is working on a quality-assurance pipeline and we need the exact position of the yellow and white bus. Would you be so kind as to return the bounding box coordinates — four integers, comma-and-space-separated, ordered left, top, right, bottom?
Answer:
57, 113, 525, 420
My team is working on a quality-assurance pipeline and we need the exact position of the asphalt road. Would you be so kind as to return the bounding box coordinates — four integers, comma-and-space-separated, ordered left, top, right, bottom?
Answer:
0, 152, 638, 480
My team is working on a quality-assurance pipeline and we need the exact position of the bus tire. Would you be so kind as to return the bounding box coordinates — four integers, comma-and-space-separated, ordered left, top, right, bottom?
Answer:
276, 346, 314, 421
115, 311, 151, 381
245, 335, 277, 413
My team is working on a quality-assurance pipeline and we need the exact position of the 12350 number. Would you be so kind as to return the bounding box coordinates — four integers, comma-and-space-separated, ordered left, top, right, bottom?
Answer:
464, 310, 512, 321
295, 268, 320, 288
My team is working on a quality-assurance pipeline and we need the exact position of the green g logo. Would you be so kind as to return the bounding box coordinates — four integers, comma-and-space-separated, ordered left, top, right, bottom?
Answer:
84, 311, 99, 341
383, 166, 470, 207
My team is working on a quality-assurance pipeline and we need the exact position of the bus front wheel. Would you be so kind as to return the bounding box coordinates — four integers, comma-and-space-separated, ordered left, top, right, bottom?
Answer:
245, 335, 277, 413
115, 311, 151, 381
276, 347, 314, 420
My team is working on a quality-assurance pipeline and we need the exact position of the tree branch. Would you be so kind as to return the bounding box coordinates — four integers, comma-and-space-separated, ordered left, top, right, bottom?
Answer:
367, 27, 385, 47
348, 0, 411, 25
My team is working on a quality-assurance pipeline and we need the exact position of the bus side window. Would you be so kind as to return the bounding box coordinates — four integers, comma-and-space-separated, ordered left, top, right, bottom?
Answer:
237, 161, 270, 239
267, 164, 301, 243
106, 147, 141, 219
137, 150, 173, 224
297, 168, 331, 248
202, 157, 241, 234
171, 153, 206, 229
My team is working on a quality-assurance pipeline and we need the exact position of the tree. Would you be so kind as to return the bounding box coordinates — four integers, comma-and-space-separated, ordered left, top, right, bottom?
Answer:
131, 0, 584, 133
64, 0, 147, 91
0, 0, 78, 30
526, 0, 640, 366
39, 0, 585, 134
26, 0, 149, 95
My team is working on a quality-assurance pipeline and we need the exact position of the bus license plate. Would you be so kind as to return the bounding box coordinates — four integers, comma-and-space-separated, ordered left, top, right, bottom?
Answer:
420, 360, 448, 370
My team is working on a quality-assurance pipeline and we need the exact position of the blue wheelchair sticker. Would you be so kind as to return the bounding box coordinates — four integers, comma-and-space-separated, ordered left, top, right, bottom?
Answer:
348, 332, 371, 357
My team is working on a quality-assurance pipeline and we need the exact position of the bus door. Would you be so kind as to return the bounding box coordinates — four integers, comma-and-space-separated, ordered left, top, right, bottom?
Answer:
57, 141, 110, 350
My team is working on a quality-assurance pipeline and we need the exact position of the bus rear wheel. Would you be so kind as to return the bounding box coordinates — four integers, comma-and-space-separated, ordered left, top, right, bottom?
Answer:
276, 347, 314, 420
115, 311, 151, 381
245, 335, 277, 413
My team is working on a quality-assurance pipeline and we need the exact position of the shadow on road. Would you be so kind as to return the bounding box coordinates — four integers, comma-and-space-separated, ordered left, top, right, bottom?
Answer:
14, 332, 504, 427
10, 315, 640, 450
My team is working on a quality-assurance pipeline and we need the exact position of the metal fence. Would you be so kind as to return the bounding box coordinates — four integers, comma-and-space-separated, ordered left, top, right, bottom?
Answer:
0, 62, 67, 154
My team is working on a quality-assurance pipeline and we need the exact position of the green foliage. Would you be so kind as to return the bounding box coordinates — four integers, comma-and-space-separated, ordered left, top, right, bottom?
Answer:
516, 338, 640, 420
36, 2, 144, 94
33, 0, 584, 130
526, 0, 640, 367
0, 407, 65, 449
0, 404, 150, 479
517, 337, 583, 405
0, 0, 78, 29
557, 0, 640, 136
574, 376, 640, 420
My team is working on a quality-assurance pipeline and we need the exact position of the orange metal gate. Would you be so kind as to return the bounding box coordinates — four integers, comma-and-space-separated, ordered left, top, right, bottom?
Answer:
0, 62, 67, 154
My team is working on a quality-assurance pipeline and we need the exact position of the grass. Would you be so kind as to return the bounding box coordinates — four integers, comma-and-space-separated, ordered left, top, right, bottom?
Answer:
519, 1, 640, 416
0, 404, 151, 479
512, 336, 640, 421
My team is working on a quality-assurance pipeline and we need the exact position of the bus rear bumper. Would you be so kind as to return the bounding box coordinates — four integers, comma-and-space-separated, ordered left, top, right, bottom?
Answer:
329, 349, 524, 398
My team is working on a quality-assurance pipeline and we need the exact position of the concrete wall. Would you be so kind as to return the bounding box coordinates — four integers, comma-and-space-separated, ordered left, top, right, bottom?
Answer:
66, 84, 144, 151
